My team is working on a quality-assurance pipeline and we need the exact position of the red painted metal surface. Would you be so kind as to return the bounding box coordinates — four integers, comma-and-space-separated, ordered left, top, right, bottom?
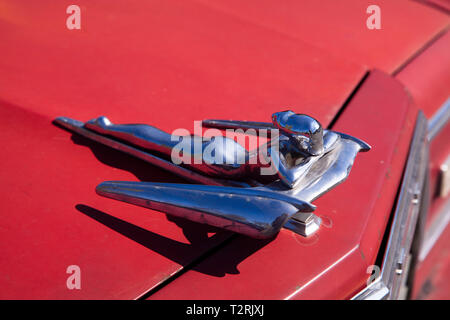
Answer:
419, 0, 450, 13
148, 70, 418, 299
395, 28, 450, 299
0, 1, 366, 299
0, 1, 447, 299
0, 102, 233, 299
191, 0, 449, 73
0, 1, 366, 128
396, 31, 450, 119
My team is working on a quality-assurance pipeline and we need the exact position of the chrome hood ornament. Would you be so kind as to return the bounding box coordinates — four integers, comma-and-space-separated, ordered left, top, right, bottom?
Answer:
54, 111, 370, 239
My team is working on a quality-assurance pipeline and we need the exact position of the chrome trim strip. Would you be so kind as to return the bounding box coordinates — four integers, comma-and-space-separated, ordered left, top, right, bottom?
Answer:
352, 111, 429, 300
352, 280, 389, 300
428, 97, 450, 141
418, 199, 450, 262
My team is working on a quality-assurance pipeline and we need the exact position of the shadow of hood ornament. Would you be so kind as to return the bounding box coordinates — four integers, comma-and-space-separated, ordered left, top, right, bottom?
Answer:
54, 110, 370, 239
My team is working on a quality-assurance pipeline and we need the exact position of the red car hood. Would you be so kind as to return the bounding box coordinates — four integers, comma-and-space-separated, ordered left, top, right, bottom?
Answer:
0, 1, 448, 299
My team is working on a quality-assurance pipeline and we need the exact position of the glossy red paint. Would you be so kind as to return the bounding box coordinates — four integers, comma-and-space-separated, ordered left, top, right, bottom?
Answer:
396, 31, 450, 119
0, 1, 366, 128
0, 1, 367, 299
191, 0, 449, 73
148, 70, 418, 299
0, 1, 447, 299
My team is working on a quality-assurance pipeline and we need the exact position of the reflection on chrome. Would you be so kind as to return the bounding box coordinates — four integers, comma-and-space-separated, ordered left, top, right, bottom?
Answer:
54, 110, 370, 238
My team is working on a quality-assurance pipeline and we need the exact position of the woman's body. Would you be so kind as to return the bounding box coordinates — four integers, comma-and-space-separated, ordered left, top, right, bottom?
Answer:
85, 116, 256, 179
83, 112, 333, 188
